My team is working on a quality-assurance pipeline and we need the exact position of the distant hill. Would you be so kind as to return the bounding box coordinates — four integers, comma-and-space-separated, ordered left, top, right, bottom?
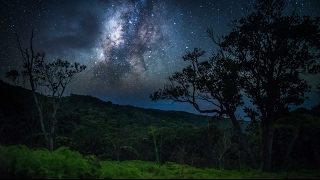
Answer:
0, 79, 250, 131
0, 80, 36, 120
57, 93, 251, 129
58, 93, 212, 127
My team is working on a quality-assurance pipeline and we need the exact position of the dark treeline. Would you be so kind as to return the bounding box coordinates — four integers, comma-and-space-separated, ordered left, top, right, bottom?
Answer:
1, 80, 319, 172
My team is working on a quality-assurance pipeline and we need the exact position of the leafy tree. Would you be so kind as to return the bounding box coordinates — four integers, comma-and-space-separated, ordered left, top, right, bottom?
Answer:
5, 70, 20, 85
6, 29, 86, 151
151, 0, 320, 171
150, 48, 257, 168
214, 0, 320, 171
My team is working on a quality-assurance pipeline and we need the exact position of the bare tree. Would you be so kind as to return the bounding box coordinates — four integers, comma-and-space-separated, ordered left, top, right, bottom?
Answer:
6, 29, 86, 152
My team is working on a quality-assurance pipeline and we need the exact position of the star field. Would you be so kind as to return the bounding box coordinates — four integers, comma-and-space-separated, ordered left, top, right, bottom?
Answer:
1, 0, 319, 115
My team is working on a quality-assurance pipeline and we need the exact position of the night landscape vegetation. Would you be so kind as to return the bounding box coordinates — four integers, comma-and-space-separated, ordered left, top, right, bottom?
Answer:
1, 0, 320, 178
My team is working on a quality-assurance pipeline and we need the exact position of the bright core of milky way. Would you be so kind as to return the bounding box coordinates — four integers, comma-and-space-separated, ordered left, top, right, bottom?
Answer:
80, 0, 181, 97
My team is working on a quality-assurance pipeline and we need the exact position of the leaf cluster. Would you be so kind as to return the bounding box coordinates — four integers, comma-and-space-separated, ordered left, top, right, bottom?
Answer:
0, 145, 100, 179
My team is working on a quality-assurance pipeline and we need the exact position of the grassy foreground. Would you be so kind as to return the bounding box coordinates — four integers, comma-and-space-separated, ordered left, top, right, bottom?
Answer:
0, 145, 319, 179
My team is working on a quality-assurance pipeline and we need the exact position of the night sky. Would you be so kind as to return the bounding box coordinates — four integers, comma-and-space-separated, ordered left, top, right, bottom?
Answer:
1, 0, 320, 118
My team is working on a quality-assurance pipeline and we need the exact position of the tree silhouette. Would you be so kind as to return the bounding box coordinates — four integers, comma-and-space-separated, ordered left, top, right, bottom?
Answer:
5, 70, 20, 85
150, 48, 258, 168
151, 0, 320, 172
6, 29, 86, 152
213, 0, 320, 171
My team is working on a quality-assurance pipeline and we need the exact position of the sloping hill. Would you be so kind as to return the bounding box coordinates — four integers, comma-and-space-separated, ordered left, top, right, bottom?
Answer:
58, 93, 213, 127
58, 92, 251, 129
0, 80, 250, 140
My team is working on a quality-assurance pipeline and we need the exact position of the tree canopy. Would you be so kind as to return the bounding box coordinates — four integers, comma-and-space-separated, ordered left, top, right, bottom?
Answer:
151, 0, 320, 171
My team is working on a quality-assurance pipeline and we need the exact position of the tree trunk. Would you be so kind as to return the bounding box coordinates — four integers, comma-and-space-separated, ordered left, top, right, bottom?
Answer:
48, 135, 54, 152
261, 115, 274, 172
228, 112, 258, 169
48, 122, 54, 152
48, 104, 59, 152
113, 142, 120, 161
281, 121, 303, 170
31, 92, 50, 150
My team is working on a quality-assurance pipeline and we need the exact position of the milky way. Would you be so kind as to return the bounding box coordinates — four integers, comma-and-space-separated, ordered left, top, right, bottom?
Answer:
91, 0, 174, 92
1, 0, 320, 115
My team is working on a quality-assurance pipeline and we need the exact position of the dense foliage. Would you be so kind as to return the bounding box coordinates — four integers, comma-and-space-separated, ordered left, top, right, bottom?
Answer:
150, 0, 320, 171
1, 80, 320, 176
1, 145, 319, 179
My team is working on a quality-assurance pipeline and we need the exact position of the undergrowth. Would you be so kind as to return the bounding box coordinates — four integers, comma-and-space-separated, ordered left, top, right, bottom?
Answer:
0, 145, 319, 179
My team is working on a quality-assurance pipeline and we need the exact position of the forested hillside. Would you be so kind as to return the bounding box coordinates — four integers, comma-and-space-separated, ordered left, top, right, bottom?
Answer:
1, 79, 320, 174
